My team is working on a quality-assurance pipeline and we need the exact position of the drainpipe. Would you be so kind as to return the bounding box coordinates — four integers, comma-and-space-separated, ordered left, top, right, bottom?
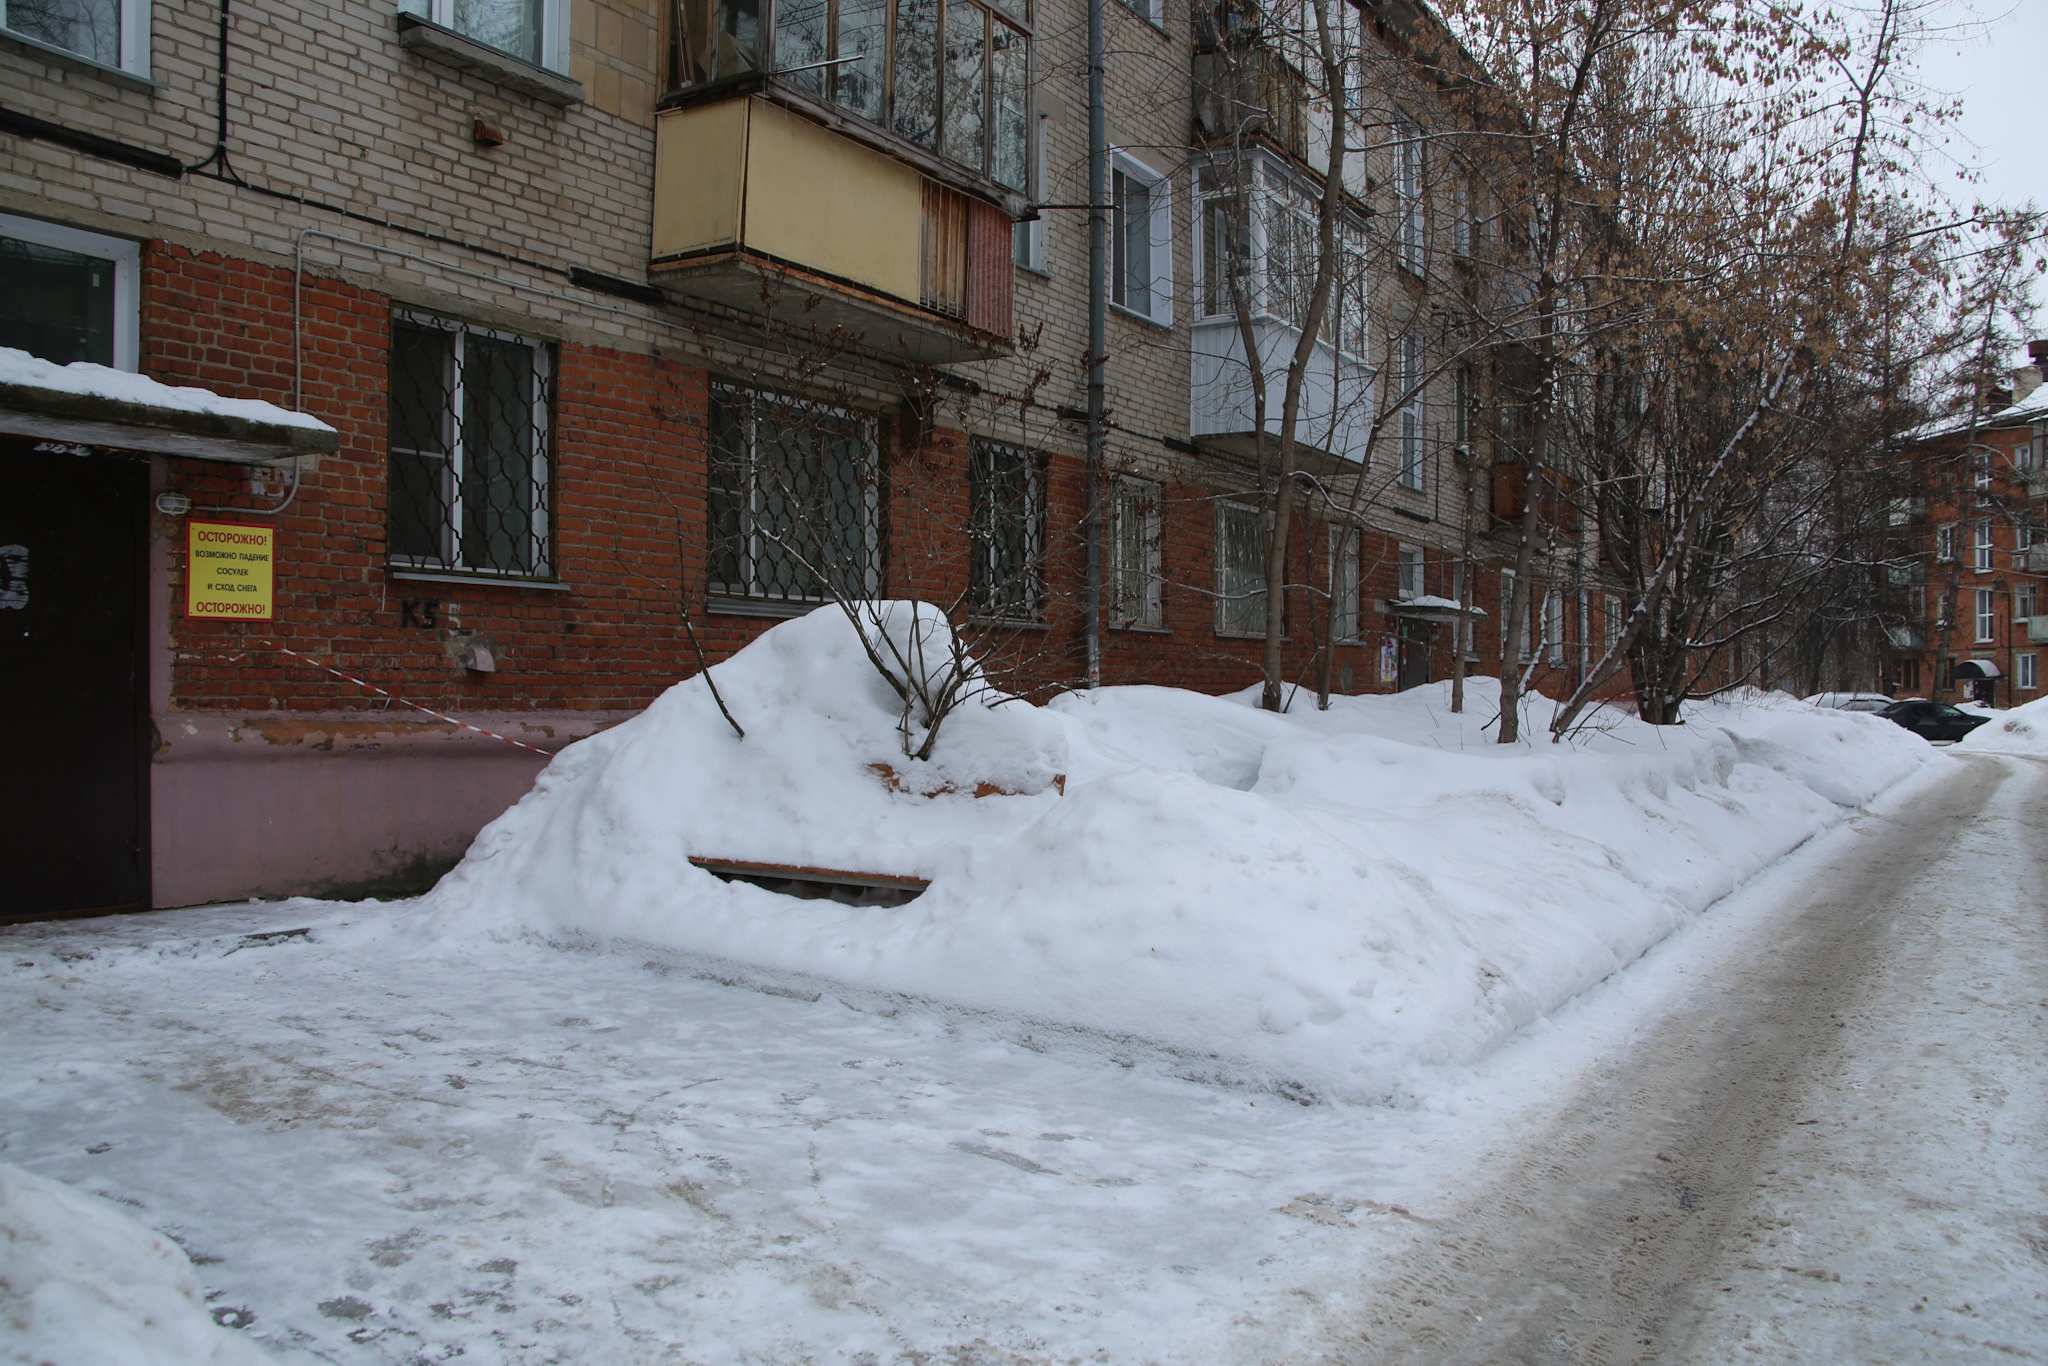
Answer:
1083, 0, 1106, 689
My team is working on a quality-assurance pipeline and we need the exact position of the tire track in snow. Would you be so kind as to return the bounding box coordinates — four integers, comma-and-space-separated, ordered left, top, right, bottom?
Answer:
1305, 757, 2034, 1364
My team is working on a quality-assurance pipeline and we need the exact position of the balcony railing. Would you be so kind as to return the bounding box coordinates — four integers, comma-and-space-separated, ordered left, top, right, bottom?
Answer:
2030, 615, 2048, 645
2024, 543, 2048, 574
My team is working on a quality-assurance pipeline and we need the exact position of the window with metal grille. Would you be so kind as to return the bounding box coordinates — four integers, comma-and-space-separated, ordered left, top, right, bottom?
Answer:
1329, 524, 1360, 641
1216, 500, 1265, 635
708, 384, 880, 605
388, 314, 555, 580
1110, 476, 1162, 627
968, 439, 1045, 621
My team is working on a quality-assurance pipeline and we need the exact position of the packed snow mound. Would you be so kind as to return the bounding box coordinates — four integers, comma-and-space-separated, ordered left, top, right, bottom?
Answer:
409, 608, 1934, 1100
1956, 694, 2048, 756
0, 1162, 275, 1366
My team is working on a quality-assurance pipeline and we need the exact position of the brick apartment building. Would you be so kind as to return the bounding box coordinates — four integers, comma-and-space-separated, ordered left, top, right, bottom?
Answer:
1884, 343, 2048, 708
1, 0, 1620, 919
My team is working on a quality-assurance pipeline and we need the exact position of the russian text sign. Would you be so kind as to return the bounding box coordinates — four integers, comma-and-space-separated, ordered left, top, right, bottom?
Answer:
187, 520, 275, 620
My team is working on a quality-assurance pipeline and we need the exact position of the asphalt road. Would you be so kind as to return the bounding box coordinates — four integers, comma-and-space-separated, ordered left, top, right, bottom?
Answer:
1334, 753, 2048, 1363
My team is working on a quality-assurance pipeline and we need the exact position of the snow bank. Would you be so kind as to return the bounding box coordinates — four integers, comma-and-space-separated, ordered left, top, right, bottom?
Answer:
0, 1162, 274, 1365
407, 607, 1932, 1100
0, 347, 334, 432
1956, 694, 2048, 756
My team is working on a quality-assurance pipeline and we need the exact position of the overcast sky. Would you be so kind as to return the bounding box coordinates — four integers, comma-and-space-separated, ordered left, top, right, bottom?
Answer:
1909, 1, 2045, 350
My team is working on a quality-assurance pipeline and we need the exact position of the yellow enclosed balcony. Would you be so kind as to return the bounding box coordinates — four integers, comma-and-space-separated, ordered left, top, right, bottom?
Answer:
651, 95, 1017, 364
651, 0, 1028, 363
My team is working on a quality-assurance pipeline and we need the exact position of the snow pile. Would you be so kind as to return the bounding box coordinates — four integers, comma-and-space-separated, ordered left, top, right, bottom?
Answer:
410, 607, 1932, 1099
1956, 694, 2048, 756
0, 1162, 274, 1365
0, 346, 335, 432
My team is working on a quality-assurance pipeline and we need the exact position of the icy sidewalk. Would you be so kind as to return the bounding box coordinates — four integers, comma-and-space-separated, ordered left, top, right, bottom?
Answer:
3, 905, 1478, 1364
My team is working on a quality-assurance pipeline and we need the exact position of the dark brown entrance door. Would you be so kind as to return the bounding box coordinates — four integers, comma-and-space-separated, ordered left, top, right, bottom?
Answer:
1397, 620, 1432, 692
0, 442, 149, 921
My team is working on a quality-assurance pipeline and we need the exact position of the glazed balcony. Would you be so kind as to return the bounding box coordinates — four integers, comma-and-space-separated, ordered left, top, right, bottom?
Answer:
650, 0, 1027, 363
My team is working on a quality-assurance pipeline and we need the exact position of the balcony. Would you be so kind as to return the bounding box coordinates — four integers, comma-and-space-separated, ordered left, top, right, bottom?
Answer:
2023, 543, 2048, 573
2030, 615, 2048, 645
1886, 496, 1925, 526
652, 96, 1014, 364
1190, 318, 1373, 467
2029, 470, 2048, 500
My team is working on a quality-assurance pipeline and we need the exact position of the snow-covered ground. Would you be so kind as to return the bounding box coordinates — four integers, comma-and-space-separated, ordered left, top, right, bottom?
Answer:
1, 611, 1970, 1362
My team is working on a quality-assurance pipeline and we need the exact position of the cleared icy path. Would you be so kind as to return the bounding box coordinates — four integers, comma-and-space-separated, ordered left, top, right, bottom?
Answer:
3, 756, 2042, 1364
1295, 753, 2048, 1363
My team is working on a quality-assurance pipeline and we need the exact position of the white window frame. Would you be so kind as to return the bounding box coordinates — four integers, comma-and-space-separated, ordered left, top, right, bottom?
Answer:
1014, 110, 1051, 275
399, 0, 569, 72
0, 212, 140, 372
2017, 582, 2038, 623
1604, 592, 1623, 652
1110, 149, 1172, 326
1973, 449, 1993, 490
1117, 0, 1165, 29
1396, 543, 1424, 599
1935, 524, 1955, 563
1109, 475, 1163, 628
1975, 588, 1997, 644
2016, 438, 2037, 473
1, 0, 150, 77
1216, 500, 1266, 635
2020, 652, 2038, 692
1974, 519, 1994, 573
1397, 331, 1424, 491
1330, 524, 1361, 641
1393, 112, 1424, 277
1545, 586, 1564, 665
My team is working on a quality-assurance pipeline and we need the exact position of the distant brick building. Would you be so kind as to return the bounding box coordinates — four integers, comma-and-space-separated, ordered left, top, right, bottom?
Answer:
1884, 343, 2048, 707
1, 0, 1619, 918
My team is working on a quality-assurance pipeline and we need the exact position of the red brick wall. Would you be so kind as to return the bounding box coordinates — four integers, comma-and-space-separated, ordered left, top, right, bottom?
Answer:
142, 243, 1621, 719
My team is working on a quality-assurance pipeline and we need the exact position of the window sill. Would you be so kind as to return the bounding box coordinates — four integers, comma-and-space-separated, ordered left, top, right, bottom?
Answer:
1110, 621, 1169, 634
390, 568, 571, 592
395, 13, 583, 106
969, 615, 1049, 631
1015, 261, 1052, 280
1110, 301, 1173, 331
706, 594, 828, 620
1214, 629, 1284, 641
0, 27, 157, 91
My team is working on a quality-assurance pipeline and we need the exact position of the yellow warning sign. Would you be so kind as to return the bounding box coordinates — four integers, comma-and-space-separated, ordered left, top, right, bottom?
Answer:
186, 520, 275, 620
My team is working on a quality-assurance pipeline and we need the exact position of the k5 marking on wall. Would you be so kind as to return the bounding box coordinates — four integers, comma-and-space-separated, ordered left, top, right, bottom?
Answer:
186, 521, 275, 620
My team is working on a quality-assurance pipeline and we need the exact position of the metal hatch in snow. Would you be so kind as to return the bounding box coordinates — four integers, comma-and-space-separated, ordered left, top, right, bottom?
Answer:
688, 857, 929, 907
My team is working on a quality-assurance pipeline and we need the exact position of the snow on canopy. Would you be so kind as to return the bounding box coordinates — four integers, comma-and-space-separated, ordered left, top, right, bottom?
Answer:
0, 346, 335, 431
406, 606, 1933, 1100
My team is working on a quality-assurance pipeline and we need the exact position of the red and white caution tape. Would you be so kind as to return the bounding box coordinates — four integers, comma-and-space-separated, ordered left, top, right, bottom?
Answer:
263, 640, 559, 756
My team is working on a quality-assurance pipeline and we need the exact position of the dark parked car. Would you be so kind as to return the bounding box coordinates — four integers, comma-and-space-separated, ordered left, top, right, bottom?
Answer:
1878, 699, 1992, 743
